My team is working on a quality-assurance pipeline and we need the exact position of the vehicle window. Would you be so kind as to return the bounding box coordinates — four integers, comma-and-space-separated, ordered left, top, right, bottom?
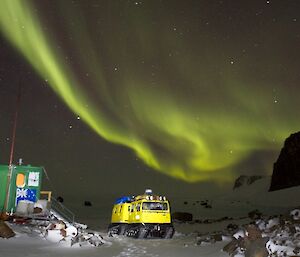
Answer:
142, 202, 168, 211
131, 205, 134, 212
136, 203, 141, 212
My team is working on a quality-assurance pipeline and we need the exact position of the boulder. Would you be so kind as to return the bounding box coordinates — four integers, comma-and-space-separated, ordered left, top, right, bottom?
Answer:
245, 224, 262, 241
244, 238, 269, 257
243, 225, 269, 257
0, 220, 15, 238
0, 212, 9, 221
270, 132, 300, 191
84, 201, 92, 207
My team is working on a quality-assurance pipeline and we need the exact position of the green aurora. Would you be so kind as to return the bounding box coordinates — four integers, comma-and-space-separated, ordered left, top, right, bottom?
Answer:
0, 0, 299, 182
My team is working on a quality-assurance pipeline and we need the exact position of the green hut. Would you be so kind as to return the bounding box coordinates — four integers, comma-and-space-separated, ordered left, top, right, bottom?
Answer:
0, 164, 43, 213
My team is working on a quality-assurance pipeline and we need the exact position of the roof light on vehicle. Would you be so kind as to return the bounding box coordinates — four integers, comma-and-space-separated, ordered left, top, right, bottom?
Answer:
145, 189, 153, 195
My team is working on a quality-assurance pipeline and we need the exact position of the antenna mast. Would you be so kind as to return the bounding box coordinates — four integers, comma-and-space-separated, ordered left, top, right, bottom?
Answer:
2, 79, 22, 215
9, 82, 22, 166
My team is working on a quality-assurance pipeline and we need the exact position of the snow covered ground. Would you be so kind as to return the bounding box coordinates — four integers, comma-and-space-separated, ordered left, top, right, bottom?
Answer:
0, 225, 229, 257
1, 177, 299, 257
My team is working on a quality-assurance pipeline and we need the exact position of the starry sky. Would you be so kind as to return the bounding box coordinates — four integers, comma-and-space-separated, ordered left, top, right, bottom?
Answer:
0, 0, 299, 200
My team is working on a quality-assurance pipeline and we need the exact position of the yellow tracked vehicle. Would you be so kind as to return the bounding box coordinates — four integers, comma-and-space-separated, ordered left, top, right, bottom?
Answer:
108, 189, 174, 239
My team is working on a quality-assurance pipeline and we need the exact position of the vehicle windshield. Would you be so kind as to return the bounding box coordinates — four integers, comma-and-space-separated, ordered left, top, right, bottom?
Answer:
142, 202, 168, 211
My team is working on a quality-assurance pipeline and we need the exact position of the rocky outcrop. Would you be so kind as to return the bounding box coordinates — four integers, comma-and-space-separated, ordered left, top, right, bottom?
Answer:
270, 132, 300, 191
233, 175, 263, 189
221, 208, 300, 257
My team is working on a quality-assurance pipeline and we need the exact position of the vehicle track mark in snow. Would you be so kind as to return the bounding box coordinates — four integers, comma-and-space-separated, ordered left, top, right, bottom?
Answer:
113, 241, 158, 257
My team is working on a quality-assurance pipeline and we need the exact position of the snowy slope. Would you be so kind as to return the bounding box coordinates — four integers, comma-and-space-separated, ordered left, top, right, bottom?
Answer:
171, 177, 300, 222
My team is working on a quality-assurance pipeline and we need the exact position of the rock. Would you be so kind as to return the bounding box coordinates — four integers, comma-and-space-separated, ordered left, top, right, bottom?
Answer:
270, 132, 300, 191
55, 220, 66, 230
290, 209, 300, 220
245, 225, 262, 241
172, 212, 193, 222
197, 233, 223, 245
87, 233, 104, 247
223, 237, 239, 255
288, 224, 297, 234
227, 223, 239, 232
33, 207, 43, 213
56, 196, 64, 203
84, 201, 92, 207
0, 212, 9, 221
293, 247, 300, 255
248, 209, 262, 220
242, 225, 268, 257
46, 220, 66, 231
71, 231, 104, 247
200, 200, 208, 206
233, 175, 263, 190
233, 229, 245, 239
45, 222, 77, 243
60, 228, 67, 237
0, 221, 15, 238
212, 234, 223, 242
223, 214, 300, 257
244, 238, 269, 257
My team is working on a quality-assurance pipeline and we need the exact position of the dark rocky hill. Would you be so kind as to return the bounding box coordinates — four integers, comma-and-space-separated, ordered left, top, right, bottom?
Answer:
269, 132, 300, 191
233, 175, 263, 190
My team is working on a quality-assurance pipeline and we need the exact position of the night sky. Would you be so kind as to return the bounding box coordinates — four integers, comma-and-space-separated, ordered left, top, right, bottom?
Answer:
0, 0, 299, 200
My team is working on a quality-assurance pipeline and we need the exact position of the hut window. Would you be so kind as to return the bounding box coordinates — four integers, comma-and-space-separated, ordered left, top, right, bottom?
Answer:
28, 172, 39, 187
16, 173, 26, 188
